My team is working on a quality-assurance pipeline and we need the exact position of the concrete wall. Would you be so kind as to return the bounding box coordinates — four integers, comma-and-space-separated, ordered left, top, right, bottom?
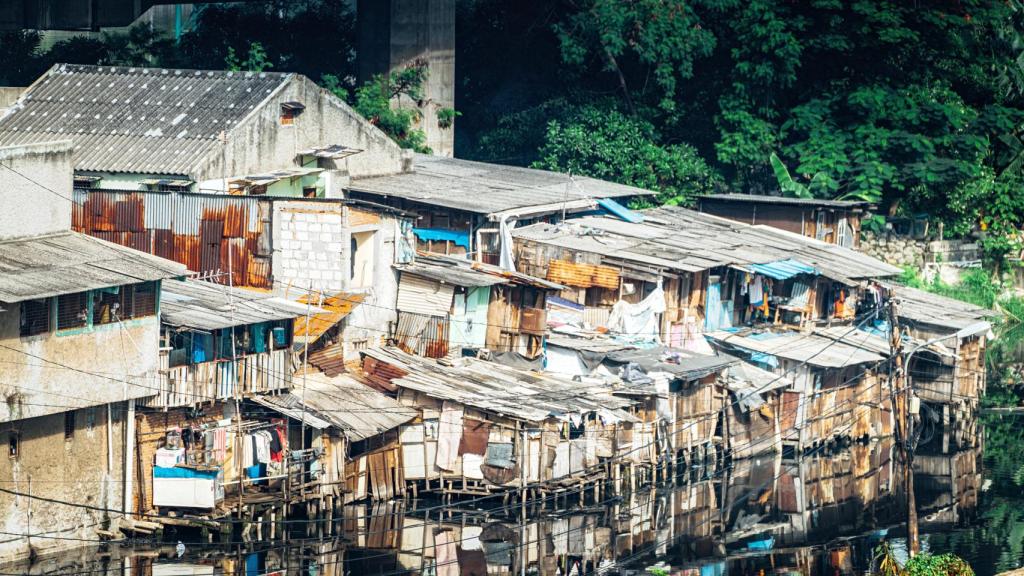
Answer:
0, 141, 73, 240
271, 200, 400, 358
0, 405, 126, 564
0, 306, 161, 423
194, 75, 410, 185
357, 0, 456, 157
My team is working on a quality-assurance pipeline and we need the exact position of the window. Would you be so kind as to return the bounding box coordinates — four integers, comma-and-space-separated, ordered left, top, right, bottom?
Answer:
92, 288, 120, 325
302, 186, 317, 198
64, 411, 75, 441
20, 298, 51, 337
8, 432, 18, 459
280, 102, 304, 125
86, 408, 96, 432
124, 282, 157, 319
57, 292, 89, 330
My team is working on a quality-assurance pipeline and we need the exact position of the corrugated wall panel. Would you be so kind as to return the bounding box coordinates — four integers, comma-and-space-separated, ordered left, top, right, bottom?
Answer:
396, 273, 454, 317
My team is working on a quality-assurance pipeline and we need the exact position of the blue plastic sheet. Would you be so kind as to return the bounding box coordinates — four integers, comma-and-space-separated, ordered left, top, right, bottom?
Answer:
412, 227, 470, 249
597, 198, 644, 223
750, 258, 816, 280
153, 466, 220, 480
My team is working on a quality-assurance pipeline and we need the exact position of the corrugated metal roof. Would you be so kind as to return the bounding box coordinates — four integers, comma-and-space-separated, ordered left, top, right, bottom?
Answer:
253, 371, 416, 441
361, 347, 642, 424
395, 252, 563, 290
160, 278, 313, 331
880, 281, 997, 333
698, 193, 873, 208
0, 231, 185, 303
707, 330, 886, 368
0, 64, 292, 175
603, 346, 739, 380
513, 206, 901, 283
347, 154, 655, 216
293, 291, 365, 345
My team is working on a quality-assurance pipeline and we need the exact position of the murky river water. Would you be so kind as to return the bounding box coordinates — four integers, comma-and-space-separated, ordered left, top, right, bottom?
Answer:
8, 332, 1024, 576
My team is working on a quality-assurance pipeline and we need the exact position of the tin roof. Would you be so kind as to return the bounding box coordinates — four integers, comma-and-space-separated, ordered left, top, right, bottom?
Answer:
252, 371, 416, 440
698, 193, 873, 209
513, 206, 900, 283
0, 64, 292, 175
880, 282, 996, 335
347, 154, 655, 218
396, 252, 564, 290
360, 347, 642, 424
160, 278, 313, 331
0, 231, 186, 303
603, 346, 740, 380
706, 329, 886, 368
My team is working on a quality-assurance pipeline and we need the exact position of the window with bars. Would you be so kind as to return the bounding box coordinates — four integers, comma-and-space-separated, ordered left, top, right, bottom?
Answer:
20, 298, 51, 337
57, 292, 89, 330
8, 432, 18, 459
93, 289, 120, 325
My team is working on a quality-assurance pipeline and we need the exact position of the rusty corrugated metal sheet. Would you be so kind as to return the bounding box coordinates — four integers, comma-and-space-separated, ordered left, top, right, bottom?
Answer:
394, 311, 449, 358
546, 259, 620, 289
72, 189, 272, 288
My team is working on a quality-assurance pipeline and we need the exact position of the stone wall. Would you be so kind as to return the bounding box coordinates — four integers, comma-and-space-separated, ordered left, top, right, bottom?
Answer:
859, 231, 927, 269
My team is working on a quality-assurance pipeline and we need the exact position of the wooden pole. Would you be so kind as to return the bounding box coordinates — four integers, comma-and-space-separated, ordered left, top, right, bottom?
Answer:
888, 295, 919, 556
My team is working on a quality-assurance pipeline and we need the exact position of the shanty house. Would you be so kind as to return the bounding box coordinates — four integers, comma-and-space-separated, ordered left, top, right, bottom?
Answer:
0, 141, 185, 562
150, 278, 313, 408
391, 252, 562, 359
345, 154, 655, 261
707, 329, 892, 450
249, 370, 417, 504
513, 206, 900, 344
0, 64, 407, 194
697, 194, 873, 249
359, 347, 657, 496
545, 336, 789, 459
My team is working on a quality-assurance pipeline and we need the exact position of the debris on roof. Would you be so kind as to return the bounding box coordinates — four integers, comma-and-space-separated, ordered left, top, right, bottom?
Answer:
360, 347, 642, 424
0, 231, 185, 303
160, 278, 312, 331
603, 346, 739, 381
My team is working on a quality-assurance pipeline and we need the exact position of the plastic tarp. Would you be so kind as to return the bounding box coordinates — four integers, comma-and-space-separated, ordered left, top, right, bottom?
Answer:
597, 198, 644, 223
499, 216, 517, 271
153, 466, 220, 480
412, 227, 470, 250
607, 285, 666, 337
749, 259, 815, 280
705, 282, 723, 331
484, 442, 515, 469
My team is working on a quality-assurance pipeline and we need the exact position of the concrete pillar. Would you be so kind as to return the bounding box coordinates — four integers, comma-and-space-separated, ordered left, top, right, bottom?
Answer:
357, 0, 456, 157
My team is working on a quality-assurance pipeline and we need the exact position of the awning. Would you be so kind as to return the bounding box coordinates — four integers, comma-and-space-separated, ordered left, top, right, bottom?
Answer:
293, 291, 366, 345
281, 101, 306, 111
298, 144, 363, 160
746, 258, 816, 280
249, 395, 331, 429
230, 167, 323, 187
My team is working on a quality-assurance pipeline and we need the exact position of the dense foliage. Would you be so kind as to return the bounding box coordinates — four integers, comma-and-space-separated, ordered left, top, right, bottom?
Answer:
3, 1, 1024, 261
455, 0, 1024, 264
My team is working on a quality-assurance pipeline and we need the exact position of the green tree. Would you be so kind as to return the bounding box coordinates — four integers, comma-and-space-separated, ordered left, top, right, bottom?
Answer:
352, 62, 431, 153
533, 105, 721, 206
224, 42, 274, 72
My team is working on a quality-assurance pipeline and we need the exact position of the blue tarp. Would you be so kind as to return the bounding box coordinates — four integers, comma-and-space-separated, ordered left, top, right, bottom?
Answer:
749, 258, 816, 280
413, 227, 471, 249
597, 198, 644, 223
153, 466, 220, 480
